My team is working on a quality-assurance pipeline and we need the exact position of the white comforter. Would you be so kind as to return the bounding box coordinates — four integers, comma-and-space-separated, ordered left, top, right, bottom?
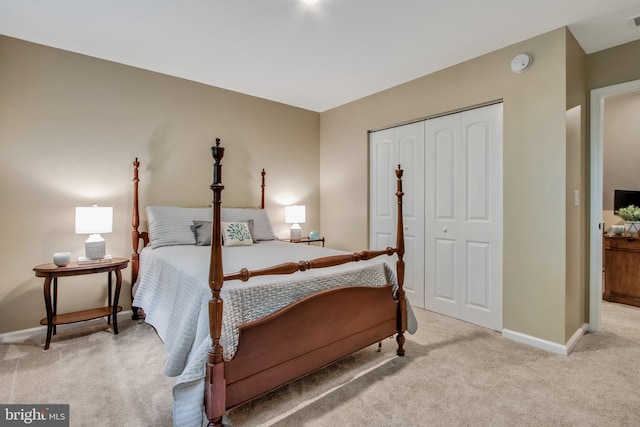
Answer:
133, 241, 410, 426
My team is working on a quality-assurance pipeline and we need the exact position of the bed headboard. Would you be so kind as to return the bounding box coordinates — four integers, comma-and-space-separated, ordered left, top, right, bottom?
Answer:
130, 143, 267, 286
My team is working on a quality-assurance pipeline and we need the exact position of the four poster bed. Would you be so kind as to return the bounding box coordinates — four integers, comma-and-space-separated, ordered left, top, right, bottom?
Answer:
131, 139, 411, 427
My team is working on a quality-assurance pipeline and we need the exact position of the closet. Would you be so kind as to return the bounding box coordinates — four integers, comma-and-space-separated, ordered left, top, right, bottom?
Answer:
369, 103, 503, 331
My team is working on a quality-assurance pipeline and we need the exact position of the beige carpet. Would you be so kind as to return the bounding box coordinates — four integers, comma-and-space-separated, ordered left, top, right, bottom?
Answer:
1, 302, 639, 426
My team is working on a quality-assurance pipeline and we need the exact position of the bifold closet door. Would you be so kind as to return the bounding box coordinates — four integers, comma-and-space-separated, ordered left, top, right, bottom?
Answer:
369, 103, 502, 329
424, 103, 503, 331
369, 122, 425, 309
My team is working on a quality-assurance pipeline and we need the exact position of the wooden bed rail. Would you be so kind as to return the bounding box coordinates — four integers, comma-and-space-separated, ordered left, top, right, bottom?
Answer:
223, 248, 397, 282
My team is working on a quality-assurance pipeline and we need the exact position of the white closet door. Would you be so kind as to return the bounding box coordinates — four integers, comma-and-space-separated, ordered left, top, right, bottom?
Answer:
425, 104, 503, 330
370, 122, 425, 309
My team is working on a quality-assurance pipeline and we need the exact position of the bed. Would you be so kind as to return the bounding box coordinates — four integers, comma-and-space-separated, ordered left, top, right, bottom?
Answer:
131, 139, 411, 426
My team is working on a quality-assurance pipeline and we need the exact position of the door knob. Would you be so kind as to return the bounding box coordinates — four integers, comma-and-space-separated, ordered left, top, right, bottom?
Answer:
442, 227, 448, 233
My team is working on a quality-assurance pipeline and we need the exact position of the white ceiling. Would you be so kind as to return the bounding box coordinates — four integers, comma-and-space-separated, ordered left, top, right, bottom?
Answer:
2, 0, 640, 112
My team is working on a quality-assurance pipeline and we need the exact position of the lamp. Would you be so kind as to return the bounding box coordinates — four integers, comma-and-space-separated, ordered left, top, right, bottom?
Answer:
75, 205, 113, 262
285, 205, 306, 241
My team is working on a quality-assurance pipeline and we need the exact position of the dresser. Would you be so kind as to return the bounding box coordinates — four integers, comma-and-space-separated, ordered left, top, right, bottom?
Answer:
603, 235, 640, 308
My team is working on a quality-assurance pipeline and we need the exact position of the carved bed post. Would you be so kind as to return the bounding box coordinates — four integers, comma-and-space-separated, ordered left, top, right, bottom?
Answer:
395, 165, 407, 356
131, 158, 141, 287
205, 138, 226, 427
131, 158, 150, 320
261, 168, 266, 209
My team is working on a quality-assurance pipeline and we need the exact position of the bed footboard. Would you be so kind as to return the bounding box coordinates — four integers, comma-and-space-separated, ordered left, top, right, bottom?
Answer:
204, 139, 406, 427
225, 284, 397, 408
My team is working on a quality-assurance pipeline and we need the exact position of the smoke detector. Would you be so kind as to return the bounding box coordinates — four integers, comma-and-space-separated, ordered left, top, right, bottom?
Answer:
510, 53, 532, 73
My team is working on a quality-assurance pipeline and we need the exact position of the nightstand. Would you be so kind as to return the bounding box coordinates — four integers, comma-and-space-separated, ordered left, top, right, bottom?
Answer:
33, 257, 129, 350
280, 237, 325, 247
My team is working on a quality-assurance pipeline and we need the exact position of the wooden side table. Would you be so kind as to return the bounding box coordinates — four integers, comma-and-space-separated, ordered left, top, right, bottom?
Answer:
603, 235, 640, 308
33, 257, 129, 350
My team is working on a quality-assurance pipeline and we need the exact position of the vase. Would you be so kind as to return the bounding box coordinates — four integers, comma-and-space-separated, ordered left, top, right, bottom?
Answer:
624, 221, 640, 236
53, 251, 71, 267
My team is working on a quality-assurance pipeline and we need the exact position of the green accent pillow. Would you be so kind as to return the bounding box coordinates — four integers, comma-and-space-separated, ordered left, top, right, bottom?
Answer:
221, 221, 254, 247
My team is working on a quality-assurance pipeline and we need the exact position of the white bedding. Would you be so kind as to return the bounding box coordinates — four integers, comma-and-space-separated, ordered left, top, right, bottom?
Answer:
133, 240, 413, 427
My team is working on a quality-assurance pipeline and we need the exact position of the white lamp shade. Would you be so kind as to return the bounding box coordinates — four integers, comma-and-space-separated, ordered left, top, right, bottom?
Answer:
75, 206, 113, 234
284, 205, 306, 224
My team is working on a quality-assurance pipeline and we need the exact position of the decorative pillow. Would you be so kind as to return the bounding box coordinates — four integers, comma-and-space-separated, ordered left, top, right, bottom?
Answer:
221, 221, 254, 247
146, 206, 212, 249
192, 220, 212, 246
221, 208, 276, 241
192, 219, 255, 246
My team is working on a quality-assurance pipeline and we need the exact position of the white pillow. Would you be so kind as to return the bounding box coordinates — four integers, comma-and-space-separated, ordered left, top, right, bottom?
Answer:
221, 208, 276, 241
221, 221, 254, 247
147, 206, 212, 248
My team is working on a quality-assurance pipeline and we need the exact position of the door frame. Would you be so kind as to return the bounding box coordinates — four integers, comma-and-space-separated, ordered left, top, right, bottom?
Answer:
589, 78, 640, 332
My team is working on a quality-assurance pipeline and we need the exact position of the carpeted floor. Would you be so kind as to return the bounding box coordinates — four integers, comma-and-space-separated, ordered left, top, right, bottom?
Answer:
1, 301, 639, 426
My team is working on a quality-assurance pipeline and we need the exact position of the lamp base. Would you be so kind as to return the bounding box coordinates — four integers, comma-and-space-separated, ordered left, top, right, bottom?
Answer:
84, 234, 106, 259
290, 228, 302, 241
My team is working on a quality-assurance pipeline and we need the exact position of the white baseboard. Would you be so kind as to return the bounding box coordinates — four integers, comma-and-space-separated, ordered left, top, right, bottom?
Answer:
502, 323, 587, 356
0, 310, 134, 344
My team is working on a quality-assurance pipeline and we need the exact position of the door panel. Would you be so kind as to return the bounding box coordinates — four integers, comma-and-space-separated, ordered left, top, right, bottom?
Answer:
459, 105, 502, 330
465, 241, 490, 309
370, 122, 425, 309
435, 127, 457, 220
466, 124, 489, 221
426, 104, 503, 331
426, 113, 461, 316
434, 238, 457, 309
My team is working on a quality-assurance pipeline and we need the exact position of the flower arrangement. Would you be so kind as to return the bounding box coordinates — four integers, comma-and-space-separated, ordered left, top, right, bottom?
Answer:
615, 204, 640, 222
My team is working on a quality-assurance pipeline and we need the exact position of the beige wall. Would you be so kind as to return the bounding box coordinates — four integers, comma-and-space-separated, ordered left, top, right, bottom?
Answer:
320, 28, 572, 344
0, 36, 320, 333
588, 39, 640, 92
602, 91, 640, 211
564, 31, 588, 340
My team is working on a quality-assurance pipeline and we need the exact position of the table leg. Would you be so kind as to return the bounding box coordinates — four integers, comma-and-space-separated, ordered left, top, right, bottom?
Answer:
112, 269, 122, 335
43, 277, 53, 350
107, 271, 112, 325
52, 277, 58, 336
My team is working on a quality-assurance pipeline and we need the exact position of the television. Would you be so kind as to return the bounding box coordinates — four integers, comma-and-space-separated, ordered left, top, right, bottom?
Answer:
614, 189, 640, 212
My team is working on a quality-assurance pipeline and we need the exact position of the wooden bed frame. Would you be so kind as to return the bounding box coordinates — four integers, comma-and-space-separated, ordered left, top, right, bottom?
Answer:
131, 139, 408, 426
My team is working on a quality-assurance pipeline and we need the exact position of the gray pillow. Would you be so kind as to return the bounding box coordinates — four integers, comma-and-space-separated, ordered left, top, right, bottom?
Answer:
192, 220, 212, 246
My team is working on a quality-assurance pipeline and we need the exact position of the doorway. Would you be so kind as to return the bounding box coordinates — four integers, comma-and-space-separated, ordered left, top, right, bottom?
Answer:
589, 79, 640, 332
